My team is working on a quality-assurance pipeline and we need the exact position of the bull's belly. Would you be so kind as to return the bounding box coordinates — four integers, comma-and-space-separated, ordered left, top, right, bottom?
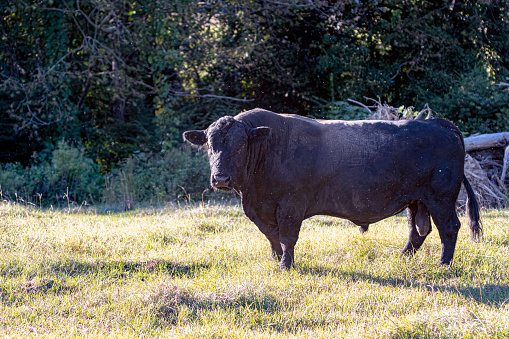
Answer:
309, 200, 409, 224
305, 185, 419, 224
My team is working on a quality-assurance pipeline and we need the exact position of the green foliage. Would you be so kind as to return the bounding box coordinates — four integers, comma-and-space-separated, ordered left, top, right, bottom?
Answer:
0, 140, 102, 205
46, 139, 102, 202
0, 163, 24, 197
309, 100, 371, 120
103, 146, 217, 207
0, 0, 82, 164
0, 142, 218, 207
426, 67, 509, 135
0, 0, 508, 182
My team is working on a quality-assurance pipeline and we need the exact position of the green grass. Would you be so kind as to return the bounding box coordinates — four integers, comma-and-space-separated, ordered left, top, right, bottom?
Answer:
1, 201, 509, 338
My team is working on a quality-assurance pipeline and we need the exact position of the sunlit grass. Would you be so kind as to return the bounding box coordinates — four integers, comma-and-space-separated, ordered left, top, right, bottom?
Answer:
0, 201, 509, 338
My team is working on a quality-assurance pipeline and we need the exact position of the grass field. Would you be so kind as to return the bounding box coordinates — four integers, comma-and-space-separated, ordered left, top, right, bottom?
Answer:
1, 201, 509, 338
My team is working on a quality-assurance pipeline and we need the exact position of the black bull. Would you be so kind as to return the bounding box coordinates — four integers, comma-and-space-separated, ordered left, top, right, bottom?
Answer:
184, 109, 482, 269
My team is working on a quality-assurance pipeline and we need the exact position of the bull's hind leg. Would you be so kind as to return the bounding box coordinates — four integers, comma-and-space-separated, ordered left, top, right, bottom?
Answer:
402, 201, 432, 255
428, 203, 461, 265
436, 213, 461, 265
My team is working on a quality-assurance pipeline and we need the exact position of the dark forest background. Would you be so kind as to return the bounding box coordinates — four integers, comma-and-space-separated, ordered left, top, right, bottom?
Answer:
1, 0, 508, 207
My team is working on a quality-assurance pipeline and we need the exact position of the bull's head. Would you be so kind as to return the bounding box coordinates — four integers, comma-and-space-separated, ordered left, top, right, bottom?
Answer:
183, 116, 270, 191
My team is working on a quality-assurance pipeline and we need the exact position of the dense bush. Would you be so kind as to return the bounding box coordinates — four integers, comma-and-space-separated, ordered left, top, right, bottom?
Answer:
426, 68, 509, 135
0, 140, 102, 205
103, 146, 220, 208
309, 100, 372, 120
0, 141, 217, 207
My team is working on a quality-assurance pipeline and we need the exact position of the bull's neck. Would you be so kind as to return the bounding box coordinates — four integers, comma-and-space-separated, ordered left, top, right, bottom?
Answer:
236, 132, 281, 197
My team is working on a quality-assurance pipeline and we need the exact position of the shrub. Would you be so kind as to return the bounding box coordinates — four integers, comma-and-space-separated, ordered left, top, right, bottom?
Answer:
46, 140, 103, 203
0, 163, 25, 200
0, 140, 102, 206
427, 68, 509, 135
0, 141, 230, 208
103, 145, 226, 208
309, 100, 371, 120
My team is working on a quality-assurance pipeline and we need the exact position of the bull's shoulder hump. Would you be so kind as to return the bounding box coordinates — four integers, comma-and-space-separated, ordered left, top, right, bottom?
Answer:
235, 108, 278, 120
235, 109, 322, 129
279, 114, 323, 126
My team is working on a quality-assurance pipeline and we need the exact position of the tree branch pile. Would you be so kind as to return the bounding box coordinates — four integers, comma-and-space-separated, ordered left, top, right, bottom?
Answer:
350, 98, 509, 208
461, 135, 509, 208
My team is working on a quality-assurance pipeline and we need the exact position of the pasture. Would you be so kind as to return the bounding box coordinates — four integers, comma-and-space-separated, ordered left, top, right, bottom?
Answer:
1, 201, 509, 338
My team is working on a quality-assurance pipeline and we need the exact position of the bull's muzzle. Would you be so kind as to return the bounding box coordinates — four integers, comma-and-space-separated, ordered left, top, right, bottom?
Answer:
212, 175, 232, 190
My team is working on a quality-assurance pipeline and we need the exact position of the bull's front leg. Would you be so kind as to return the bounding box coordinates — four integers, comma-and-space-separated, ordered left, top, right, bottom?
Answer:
250, 219, 283, 261
276, 203, 304, 270
265, 231, 283, 261
241, 205, 283, 261
255, 223, 283, 261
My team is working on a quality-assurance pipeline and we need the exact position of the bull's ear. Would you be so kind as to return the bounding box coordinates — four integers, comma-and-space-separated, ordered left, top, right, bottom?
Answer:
249, 126, 271, 140
183, 130, 207, 146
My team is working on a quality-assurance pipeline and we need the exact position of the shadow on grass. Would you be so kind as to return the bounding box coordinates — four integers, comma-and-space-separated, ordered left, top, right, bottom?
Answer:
153, 289, 282, 324
0, 259, 213, 279
449, 284, 509, 305
296, 262, 509, 306
0, 278, 76, 306
54, 259, 214, 278
149, 284, 302, 332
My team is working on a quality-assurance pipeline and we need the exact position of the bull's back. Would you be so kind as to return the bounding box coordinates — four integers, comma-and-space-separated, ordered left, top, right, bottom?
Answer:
317, 118, 463, 177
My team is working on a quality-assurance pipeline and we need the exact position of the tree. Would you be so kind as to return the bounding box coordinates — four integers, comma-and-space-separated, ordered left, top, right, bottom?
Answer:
1, 0, 507, 170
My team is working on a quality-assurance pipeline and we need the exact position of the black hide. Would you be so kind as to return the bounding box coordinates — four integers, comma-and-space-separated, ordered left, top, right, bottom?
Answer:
183, 109, 482, 269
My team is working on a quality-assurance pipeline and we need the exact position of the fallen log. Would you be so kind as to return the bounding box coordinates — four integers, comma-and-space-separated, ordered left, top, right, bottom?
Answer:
464, 132, 509, 152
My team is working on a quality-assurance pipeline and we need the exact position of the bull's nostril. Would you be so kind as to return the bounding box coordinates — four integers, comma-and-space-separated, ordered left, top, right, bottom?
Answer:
213, 175, 231, 187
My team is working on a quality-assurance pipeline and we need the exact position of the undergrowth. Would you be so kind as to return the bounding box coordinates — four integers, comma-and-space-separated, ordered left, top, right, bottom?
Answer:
0, 141, 215, 208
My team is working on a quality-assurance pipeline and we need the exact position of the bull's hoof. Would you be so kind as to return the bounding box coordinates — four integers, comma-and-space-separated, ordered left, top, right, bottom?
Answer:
271, 252, 282, 262
279, 263, 294, 270
279, 255, 294, 270
401, 247, 416, 256
357, 223, 369, 233
438, 259, 453, 266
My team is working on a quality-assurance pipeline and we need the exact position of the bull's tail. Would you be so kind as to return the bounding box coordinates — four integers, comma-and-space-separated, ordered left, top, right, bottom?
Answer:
463, 174, 482, 242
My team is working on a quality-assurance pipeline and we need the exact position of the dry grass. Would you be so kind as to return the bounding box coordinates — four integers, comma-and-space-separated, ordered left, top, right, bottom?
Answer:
1, 201, 509, 338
